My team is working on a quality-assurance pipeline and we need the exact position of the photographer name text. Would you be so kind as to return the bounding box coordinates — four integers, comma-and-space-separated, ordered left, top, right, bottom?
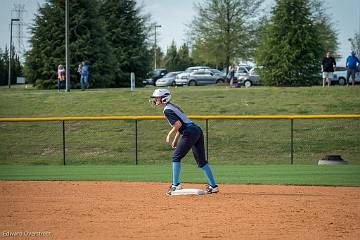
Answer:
2, 231, 51, 238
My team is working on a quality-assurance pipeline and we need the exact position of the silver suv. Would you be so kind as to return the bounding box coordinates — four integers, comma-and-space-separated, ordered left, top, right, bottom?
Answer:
175, 66, 209, 85
233, 65, 252, 80
176, 69, 224, 86
237, 67, 261, 87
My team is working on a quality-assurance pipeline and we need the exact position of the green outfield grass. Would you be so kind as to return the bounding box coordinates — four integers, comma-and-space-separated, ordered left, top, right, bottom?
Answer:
0, 85, 360, 117
0, 165, 359, 186
0, 85, 359, 166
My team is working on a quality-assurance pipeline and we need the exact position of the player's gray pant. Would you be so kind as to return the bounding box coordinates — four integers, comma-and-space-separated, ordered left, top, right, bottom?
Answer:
172, 125, 208, 168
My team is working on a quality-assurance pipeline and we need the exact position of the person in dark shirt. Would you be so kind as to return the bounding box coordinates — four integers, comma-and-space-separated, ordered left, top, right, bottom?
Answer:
321, 52, 336, 87
149, 88, 218, 195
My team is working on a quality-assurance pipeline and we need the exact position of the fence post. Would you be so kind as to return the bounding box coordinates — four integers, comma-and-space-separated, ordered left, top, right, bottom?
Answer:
135, 119, 138, 165
62, 120, 66, 165
206, 119, 209, 161
290, 119, 294, 165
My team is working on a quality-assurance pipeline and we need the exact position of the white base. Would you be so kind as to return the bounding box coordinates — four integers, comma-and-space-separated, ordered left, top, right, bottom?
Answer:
170, 188, 206, 196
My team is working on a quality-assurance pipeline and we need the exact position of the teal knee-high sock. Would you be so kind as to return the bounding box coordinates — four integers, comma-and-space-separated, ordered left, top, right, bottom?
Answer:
202, 164, 216, 187
172, 162, 181, 186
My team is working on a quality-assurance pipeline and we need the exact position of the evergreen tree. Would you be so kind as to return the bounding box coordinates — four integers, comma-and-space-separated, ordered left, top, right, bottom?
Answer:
189, 0, 264, 71
162, 42, 193, 71
71, 0, 116, 88
0, 46, 22, 86
149, 46, 164, 70
163, 41, 179, 71
0, 48, 6, 85
24, 0, 116, 89
255, 0, 323, 86
177, 43, 193, 70
24, 2, 57, 89
310, 0, 338, 56
100, 0, 151, 86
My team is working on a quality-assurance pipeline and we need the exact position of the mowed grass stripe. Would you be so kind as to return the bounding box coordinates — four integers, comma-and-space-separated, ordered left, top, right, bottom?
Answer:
0, 165, 359, 186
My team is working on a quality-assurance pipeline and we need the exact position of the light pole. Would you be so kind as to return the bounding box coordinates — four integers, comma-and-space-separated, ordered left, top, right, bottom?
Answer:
154, 25, 161, 69
8, 18, 20, 88
65, 0, 70, 92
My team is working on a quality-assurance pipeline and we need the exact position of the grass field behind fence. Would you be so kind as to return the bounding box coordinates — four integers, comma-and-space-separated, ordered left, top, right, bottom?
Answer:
0, 85, 359, 165
0, 165, 359, 186
1, 85, 360, 117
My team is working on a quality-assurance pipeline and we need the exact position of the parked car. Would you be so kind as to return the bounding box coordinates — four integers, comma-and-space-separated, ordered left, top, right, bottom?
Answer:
237, 67, 261, 87
233, 65, 252, 81
210, 69, 226, 80
143, 68, 168, 86
176, 69, 224, 86
175, 66, 210, 85
332, 67, 360, 85
155, 71, 182, 87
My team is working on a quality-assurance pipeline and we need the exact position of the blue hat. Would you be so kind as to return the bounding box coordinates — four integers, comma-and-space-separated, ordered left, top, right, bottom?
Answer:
351, 50, 356, 56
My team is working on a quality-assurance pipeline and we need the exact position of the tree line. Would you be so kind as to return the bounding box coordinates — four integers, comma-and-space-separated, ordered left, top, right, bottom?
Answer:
0, 46, 22, 86
188, 0, 339, 86
25, 0, 150, 89
22, 0, 343, 88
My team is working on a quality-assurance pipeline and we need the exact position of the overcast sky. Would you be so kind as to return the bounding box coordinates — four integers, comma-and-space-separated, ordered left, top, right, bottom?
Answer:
0, 0, 359, 65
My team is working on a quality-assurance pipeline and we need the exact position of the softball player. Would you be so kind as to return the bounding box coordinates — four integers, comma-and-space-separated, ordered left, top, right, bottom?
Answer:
150, 89, 219, 195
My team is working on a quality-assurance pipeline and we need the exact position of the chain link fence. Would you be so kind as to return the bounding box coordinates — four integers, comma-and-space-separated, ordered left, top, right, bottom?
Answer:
0, 116, 359, 165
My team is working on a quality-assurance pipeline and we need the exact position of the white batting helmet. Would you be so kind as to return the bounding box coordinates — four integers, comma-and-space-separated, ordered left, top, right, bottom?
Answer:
150, 89, 172, 104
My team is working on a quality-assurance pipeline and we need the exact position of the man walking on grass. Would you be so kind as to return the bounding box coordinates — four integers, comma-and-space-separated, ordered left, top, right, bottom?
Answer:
321, 52, 336, 87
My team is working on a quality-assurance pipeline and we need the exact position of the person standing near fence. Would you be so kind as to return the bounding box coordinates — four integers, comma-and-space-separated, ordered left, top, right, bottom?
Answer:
149, 88, 219, 195
80, 61, 89, 91
321, 52, 336, 87
228, 64, 236, 87
346, 51, 360, 86
57, 64, 65, 92
77, 63, 82, 84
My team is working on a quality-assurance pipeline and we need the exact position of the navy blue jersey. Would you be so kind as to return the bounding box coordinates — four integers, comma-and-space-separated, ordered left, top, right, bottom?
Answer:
163, 103, 193, 134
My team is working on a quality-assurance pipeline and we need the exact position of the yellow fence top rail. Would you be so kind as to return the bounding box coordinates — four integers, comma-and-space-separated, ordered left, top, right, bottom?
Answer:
0, 114, 359, 122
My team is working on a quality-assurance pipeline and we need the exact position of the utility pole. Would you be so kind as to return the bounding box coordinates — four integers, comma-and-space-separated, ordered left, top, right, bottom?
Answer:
154, 25, 161, 69
8, 18, 20, 88
65, 0, 70, 92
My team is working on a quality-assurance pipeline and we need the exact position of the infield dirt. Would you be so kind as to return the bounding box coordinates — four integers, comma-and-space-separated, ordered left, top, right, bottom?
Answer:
0, 181, 359, 239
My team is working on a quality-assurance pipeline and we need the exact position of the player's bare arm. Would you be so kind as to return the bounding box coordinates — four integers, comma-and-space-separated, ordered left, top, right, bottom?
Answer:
172, 131, 180, 149
166, 121, 182, 146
